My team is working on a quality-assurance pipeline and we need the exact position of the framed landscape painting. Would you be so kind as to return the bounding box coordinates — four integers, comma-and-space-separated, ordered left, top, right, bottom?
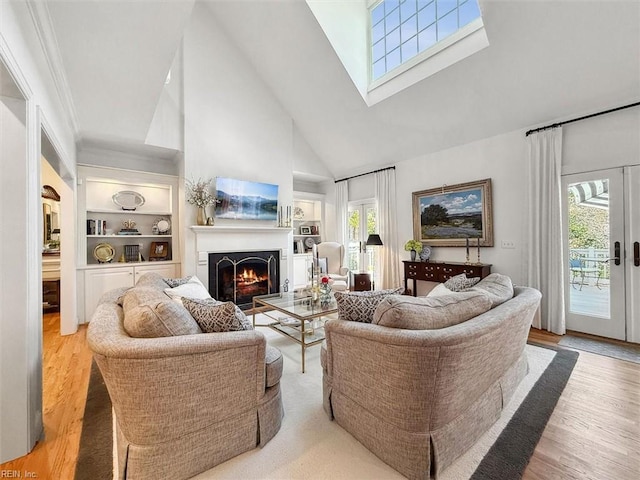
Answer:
412, 179, 493, 247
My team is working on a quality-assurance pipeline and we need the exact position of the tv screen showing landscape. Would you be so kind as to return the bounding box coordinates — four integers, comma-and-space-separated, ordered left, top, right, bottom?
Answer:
215, 177, 278, 221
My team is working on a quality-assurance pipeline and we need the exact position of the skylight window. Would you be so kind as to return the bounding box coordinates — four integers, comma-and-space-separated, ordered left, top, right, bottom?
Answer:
370, 0, 482, 82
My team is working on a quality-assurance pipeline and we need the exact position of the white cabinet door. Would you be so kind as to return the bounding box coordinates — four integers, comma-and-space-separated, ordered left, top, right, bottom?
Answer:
135, 263, 178, 283
84, 267, 134, 321
293, 254, 311, 289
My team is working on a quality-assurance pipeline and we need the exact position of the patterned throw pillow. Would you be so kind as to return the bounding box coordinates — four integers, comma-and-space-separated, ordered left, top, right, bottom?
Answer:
334, 288, 404, 323
164, 276, 192, 288
164, 276, 211, 303
182, 297, 253, 332
443, 273, 481, 292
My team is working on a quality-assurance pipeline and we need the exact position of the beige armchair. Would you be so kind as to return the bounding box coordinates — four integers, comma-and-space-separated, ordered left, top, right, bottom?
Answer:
317, 241, 349, 291
87, 287, 284, 480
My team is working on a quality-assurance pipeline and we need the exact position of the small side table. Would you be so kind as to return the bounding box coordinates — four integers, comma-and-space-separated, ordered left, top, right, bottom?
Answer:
351, 272, 372, 291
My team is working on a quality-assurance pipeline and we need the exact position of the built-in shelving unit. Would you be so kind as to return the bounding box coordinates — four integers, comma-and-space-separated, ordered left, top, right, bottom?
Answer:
292, 194, 324, 254
292, 192, 325, 289
77, 165, 181, 321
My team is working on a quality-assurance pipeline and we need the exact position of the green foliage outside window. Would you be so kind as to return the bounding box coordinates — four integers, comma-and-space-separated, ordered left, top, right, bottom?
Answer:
568, 195, 609, 250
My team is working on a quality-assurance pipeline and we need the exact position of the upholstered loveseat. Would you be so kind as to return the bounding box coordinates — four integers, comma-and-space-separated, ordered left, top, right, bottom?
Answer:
322, 277, 541, 479
87, 273, 284, 480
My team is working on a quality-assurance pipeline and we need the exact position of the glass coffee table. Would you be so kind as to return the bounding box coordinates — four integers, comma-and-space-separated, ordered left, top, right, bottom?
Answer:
252, 292, 338, 373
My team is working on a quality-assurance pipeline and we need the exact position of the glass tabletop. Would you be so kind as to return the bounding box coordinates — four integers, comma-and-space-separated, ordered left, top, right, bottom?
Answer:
253, 291, 337, 320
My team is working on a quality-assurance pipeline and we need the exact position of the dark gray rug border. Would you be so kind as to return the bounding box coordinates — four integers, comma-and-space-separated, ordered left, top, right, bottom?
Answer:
74, 359, 113, 480
74, 344, 578, 480
470, 343, 579, 480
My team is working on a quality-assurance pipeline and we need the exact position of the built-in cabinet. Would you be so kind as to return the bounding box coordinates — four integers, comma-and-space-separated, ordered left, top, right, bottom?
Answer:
77, 166, 181, 321
83, 263, 178, 320
292, 192, 325, 289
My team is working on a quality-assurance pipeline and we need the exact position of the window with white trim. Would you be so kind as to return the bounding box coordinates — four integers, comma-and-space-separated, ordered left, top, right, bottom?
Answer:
370, 0, 482, 82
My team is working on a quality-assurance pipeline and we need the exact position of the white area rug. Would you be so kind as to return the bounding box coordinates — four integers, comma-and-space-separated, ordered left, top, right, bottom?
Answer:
187, 317, 556, 480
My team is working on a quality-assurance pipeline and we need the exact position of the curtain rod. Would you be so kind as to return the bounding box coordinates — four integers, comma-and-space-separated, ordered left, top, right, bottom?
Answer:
335, 166, 396, 183
525, 101, 640, 137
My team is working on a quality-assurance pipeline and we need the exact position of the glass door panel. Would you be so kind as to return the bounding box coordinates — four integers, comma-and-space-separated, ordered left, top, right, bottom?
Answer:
348, 203, 378, 280
563, 168, 625, 340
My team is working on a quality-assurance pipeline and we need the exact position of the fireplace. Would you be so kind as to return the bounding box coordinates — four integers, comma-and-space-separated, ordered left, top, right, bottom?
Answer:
208, 250, 280, 309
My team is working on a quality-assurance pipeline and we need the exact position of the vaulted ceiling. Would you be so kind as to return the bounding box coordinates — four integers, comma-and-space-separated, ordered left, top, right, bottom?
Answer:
45, 0, 640, 179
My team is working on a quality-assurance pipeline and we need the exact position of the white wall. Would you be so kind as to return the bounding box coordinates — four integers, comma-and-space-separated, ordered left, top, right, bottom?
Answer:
0, 0, 78, 462
0, 96, 30, 463
394, 106, 640, 295
181, 3, 297, 279
562, 106, 640, 174
78, 145, 179, 176
396, 129, 528, 285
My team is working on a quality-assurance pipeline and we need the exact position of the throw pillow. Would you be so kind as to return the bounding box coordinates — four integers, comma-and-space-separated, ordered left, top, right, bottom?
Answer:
334, 288, 404, 323
135, 271, 173, 290
443, 273, 481, 292
182, 297, 253, 332
426, 283, 454, 297
372, 291, 492, 330
164, 276, 211, 303
121, 286, 202, 338
164, 276, 193, 288
468, 273, 514, 308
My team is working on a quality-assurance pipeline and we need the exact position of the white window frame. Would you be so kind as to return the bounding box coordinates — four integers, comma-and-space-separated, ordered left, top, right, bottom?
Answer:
367, 0, 486, 92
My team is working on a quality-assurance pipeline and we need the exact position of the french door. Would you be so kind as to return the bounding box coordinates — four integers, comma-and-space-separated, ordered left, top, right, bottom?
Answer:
563, 166, 640, 342
347, 202, 377, 280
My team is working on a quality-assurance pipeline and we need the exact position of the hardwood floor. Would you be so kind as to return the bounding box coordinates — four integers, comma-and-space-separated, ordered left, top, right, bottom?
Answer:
526, 330, 640, 480
0, 313, 92, 480
1, 318, 638, 479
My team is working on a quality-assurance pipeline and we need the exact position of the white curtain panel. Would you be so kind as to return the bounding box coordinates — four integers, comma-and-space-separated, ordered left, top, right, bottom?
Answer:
335, 180, 349, 264
525, 128, 566, 334
375, 169, 401, 290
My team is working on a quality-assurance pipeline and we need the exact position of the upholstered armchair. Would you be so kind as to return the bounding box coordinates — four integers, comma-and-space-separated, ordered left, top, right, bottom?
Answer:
317, 241, 349, 291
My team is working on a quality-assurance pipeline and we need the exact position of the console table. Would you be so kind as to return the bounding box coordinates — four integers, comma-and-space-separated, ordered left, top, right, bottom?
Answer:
403, 261, 492, 296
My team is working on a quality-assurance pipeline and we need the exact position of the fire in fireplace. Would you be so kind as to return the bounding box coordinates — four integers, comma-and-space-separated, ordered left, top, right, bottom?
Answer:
208, 250, 280, 309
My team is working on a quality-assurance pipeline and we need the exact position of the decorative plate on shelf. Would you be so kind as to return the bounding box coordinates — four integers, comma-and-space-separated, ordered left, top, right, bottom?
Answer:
420, 246, 432, 262
93, 243, 115, 263
112, 190, 145, 211
304, 236, 317, 248
156, 218, 171, 234
293, 207, 304, 219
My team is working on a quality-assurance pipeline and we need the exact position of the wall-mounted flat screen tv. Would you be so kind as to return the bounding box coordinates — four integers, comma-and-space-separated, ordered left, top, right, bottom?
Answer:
215, 177, 279, 221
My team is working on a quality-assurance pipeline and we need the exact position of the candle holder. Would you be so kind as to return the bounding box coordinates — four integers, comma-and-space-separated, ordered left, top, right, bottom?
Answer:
474, 238, 483, 265
465, 237, 472, 265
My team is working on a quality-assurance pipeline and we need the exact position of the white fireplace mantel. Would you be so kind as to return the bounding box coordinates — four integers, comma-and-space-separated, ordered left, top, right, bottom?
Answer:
190, 225, 293, 234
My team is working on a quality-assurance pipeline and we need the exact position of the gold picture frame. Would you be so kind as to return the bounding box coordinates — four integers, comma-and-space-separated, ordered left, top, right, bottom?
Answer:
412, 178, 493, 247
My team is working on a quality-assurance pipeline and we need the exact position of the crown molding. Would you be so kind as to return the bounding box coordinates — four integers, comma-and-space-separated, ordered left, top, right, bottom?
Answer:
26, 0, 80, 136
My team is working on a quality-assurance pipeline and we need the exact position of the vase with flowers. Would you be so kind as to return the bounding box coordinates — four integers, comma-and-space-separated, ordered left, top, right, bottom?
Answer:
319, 275, 332, 307
404, 239, 423, 262
186, 178, 219, 226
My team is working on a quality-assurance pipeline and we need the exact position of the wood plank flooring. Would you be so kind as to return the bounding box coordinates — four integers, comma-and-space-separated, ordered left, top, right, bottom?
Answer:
1, 318, 638, 479
0, 313, 92, 480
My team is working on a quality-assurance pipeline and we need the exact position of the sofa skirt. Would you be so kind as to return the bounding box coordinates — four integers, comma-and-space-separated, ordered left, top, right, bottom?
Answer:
119, 384, 283, 480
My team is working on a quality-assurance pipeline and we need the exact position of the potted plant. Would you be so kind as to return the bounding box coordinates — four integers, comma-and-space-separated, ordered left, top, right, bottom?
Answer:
404, 239, 423, 262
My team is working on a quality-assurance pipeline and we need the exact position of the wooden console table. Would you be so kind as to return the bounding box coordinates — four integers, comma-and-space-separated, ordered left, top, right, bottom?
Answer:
403, 261, 492, 296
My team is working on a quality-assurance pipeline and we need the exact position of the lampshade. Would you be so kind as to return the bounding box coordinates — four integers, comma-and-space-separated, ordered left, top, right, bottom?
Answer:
366, 234, 383, 246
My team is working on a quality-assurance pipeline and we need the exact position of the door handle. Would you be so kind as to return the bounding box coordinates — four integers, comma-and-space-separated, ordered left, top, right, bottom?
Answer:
634, 241, 640, 267
614, 241, 621, 266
